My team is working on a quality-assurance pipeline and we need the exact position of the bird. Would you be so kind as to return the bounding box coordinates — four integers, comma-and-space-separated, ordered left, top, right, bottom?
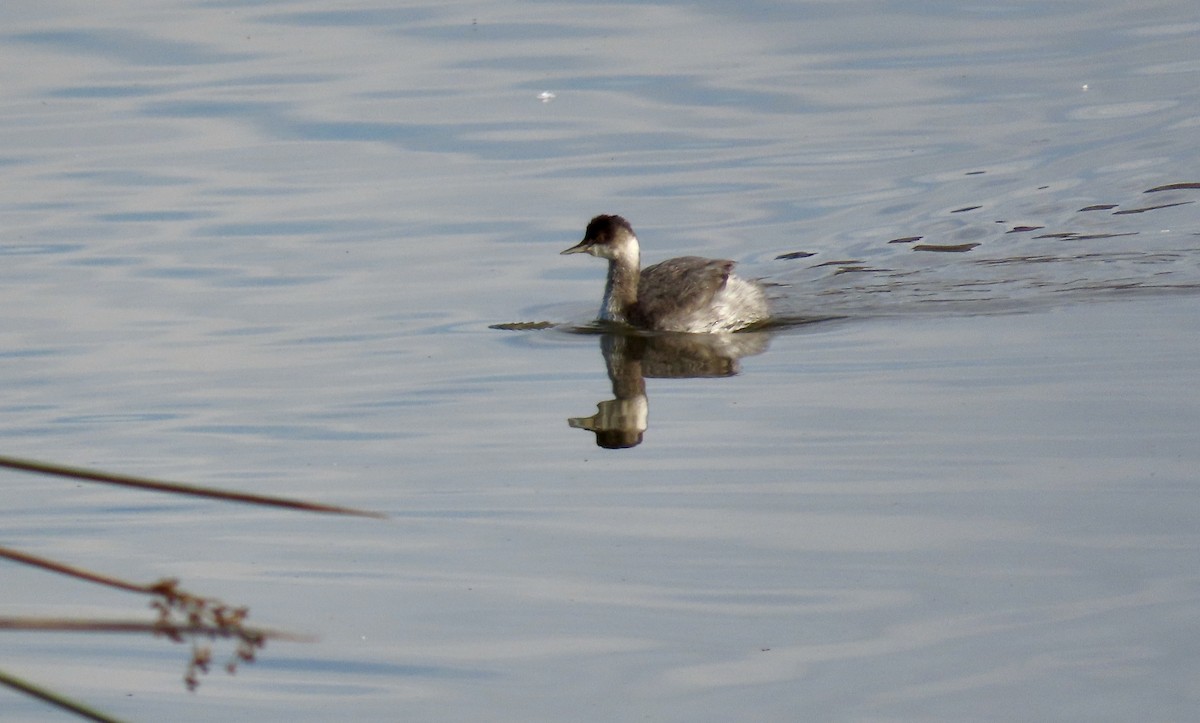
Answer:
560, 214, 769, 333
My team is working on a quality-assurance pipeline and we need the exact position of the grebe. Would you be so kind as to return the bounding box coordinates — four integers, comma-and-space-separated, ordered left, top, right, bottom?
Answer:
561, 214, 769, 333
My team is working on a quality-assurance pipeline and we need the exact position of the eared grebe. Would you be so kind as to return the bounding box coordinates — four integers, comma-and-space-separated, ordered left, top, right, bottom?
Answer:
561, 214, 769, 333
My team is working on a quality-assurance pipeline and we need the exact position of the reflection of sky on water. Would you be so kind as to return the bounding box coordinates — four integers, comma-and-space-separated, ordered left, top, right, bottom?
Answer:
1, 0, 1198, 720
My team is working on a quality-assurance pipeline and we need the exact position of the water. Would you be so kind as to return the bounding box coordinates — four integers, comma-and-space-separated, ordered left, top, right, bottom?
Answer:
2, 1, 1199, 720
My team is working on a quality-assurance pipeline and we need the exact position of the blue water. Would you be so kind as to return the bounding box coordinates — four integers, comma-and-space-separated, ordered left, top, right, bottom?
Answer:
2, 1, 1198, 721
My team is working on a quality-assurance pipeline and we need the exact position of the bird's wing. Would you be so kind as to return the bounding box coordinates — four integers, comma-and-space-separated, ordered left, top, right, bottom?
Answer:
634, 256, 734, 327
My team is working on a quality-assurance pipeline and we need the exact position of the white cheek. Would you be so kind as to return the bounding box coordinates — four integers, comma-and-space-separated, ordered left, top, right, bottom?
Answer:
610, 241, 638, 264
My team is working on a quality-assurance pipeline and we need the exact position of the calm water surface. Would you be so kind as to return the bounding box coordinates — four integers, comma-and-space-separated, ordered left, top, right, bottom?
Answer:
2, 0, 1199, 720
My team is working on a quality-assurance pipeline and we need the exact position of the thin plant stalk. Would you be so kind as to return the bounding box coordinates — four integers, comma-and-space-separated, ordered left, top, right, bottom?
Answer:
0, 668, 129, 723
0, 454, 385, 518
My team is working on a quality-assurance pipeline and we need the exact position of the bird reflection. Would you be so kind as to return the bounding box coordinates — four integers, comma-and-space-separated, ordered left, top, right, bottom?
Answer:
568, 330, 770, 449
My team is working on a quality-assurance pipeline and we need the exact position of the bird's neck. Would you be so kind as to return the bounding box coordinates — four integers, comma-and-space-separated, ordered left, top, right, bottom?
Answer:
600, 242, 640, 324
